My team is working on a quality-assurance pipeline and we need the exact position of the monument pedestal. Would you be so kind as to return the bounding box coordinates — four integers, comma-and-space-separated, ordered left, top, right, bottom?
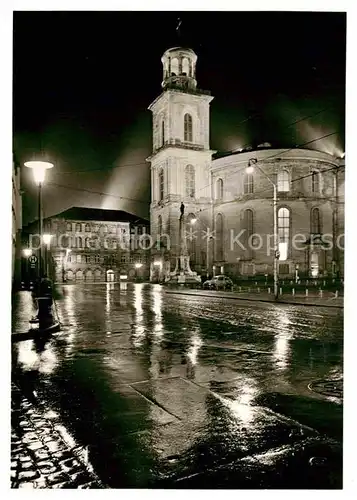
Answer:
164, 203, 201, 288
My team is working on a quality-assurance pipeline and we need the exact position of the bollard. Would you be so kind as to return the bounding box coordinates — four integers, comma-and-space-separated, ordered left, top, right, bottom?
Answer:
335, 290, 338, 298
292, 288, 295, 296
306, 289, 309, 297
268, 287, 271, 294
37, 296, 54, 330
319, 289, 323, 298
280, 287, 282, 296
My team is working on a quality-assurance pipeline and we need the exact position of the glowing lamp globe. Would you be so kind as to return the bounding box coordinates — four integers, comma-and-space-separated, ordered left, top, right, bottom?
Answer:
24, 160, 54, 185
245, 166, 255, 174
135, 263, 143, 269
23, 248, 32, 257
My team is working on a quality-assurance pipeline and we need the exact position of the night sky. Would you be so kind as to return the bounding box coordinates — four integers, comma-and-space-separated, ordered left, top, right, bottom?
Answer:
13, 11, 346, 225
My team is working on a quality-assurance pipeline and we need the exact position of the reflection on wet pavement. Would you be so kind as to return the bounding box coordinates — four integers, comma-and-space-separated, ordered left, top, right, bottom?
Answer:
12, 283, 343, 488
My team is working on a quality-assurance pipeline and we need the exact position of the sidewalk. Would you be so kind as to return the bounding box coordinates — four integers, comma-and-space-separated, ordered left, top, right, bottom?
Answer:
165, 289, 344, 308
11, 382, 104, 489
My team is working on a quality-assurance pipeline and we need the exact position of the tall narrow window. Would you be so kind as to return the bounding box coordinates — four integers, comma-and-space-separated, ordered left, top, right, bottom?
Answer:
76, 223, 82, 232
216, 178, 223, 200
158, 168, 164, 201
85, 223, 91, 232
312, 170, 320, 193
161, 120, 165, 147
215, 213, 224, 262
277, 170, 290, 192
182, 57, 189, 75
185, 165, 195, 198
278, 207, 290, 261
184, 113, 193, 142
171, 57, 179, 76
158, 215, 162, 236
311, 208, 321, 234
243, 173, 254, 194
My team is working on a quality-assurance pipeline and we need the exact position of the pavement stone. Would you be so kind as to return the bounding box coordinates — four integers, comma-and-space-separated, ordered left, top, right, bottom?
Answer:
11, 382, 104, 489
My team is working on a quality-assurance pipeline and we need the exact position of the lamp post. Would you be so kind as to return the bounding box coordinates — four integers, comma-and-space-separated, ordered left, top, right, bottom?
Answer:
24, 160, 54, 280
43, 233, 52, 277
246, 159, 279, 300
62, 248, 71, 283
23, 248, 32, 285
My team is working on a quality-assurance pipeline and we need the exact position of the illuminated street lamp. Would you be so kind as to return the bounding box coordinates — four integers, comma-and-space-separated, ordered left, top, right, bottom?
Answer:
135, 262, 143, 269
246, 158, 279, 300
42, 234, 52, 277
23, 248, 32, 258
24, 160, 54, 278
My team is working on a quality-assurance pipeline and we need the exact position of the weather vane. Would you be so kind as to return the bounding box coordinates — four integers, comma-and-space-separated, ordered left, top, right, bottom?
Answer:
176, 17, 182, 41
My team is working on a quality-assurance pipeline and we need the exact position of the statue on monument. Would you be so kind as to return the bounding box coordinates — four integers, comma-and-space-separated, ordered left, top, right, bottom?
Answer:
180, 202, 185, 219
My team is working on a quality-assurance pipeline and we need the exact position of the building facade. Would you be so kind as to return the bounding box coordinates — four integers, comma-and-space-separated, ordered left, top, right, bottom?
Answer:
148, 46, 345, 281
12, 155, 22, 288
23, 207, 150, 283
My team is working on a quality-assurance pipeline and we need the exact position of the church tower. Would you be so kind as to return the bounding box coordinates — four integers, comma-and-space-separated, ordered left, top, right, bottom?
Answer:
147, 46, 214, 281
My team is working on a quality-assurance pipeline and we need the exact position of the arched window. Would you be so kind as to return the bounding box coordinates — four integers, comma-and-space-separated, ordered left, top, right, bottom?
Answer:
76, 223, 82, 232
185, 165, 195, 198
158, 168, 164, 201
161, 120, 165, 147
182, 57, 189, 75
66, 222, 72, 232
171, 57, 179, 76
184, 113, 193, 142
157, 215, 162, 236
77, 236, 83, 249
311, 208, 321, 234
216, 178, 223, 200
215, 213, 224, 262
278, 207, 290, 261
243, 173, 254, 194
277, 170, 290, 192
312, 170, 320, 193
85, 237, 90, 248
85, 223, 91, 232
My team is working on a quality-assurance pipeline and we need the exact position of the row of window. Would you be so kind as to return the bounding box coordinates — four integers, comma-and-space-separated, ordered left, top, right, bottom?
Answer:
67, 254, 148, 264
158, 163, 195, 201
160, 113, 193, 147
166, 57, 192, 78
62, 222, 130, 234
216, 169, 321, 199
157, 167, 322, 203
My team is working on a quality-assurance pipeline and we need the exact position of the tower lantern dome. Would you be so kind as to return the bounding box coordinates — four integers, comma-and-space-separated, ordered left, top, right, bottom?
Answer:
161, 47, 198, 92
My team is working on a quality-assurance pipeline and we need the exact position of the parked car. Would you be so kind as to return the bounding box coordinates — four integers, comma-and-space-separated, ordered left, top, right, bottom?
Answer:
202, 275, 234, 291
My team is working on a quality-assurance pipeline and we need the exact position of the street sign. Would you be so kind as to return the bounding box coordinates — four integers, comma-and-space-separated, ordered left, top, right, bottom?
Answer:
28, 255, 38, 264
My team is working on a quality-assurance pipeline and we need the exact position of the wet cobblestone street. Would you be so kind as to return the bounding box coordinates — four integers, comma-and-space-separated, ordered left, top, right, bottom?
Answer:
11, 383, 103, 489
11, 283, 343, 488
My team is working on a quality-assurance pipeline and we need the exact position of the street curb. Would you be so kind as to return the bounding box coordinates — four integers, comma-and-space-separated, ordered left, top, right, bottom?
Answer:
164, 290, 344, 308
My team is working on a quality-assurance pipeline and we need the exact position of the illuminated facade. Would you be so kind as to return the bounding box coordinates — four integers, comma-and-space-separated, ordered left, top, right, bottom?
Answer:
148, 46, 345, 281
23, 207, 150, 283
